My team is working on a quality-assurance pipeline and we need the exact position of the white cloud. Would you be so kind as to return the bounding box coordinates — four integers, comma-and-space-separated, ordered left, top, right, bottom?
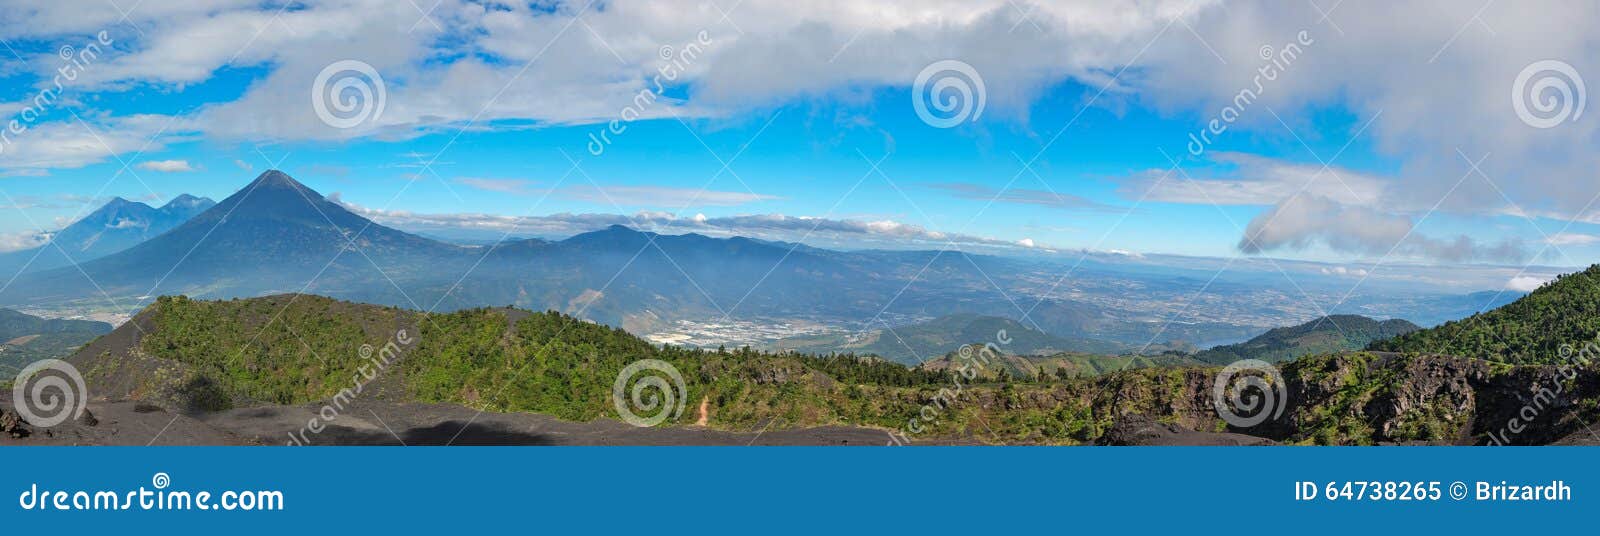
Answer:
4, 0, 1599, 268
1133, 2, 1600, 229
1544, 233, 1600, 246
1507, 275, 1549, 292
333, 193, 1042, 251
1319, 266, 1370, 278
1121, 152, 1387, 207
0, 0, 1210, 143
0, 114, 179, 172
0, 231, 50, 253
135, 159, 196, 172
106, 218, 146, 229
1239, 194, 1526, 263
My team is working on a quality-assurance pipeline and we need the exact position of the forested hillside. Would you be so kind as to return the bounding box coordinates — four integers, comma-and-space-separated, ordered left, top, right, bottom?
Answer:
60, 294, 1600, 445
1195, 314, 1419, 364
1370, 265, 1600, 364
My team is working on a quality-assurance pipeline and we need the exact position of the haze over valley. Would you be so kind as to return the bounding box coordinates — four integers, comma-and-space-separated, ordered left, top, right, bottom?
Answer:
0, 171, 1529, 363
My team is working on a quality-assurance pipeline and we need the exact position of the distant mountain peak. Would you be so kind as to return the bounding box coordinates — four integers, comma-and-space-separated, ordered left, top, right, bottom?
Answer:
161, 194, 214, 211
0, 193, 215, 275
561, 224, 650, 245
247, 170, 315, 195
88, 197, 154, 218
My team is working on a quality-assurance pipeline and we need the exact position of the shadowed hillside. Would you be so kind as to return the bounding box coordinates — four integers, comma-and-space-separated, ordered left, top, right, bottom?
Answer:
1195, 314, 1419, 365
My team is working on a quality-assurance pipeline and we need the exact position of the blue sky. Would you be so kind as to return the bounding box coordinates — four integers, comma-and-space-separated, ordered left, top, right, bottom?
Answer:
1, 0, 1597, 283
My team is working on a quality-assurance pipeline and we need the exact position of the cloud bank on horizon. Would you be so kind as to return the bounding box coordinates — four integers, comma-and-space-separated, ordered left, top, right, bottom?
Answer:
0, 0, 1598, 279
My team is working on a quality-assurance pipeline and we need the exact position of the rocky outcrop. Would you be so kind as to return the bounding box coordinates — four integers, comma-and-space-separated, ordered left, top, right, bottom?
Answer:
886, 352, 1600, 445
1099, 414, 1275, 446
1, 407, 30, 438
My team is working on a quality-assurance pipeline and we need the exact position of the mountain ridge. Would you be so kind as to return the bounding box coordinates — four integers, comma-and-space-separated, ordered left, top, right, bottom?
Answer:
1194, 314, 1419, 364
0, 194, 215, 276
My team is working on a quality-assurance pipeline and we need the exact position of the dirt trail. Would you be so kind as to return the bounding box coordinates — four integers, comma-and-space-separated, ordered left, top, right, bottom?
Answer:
695, 397, 709, 426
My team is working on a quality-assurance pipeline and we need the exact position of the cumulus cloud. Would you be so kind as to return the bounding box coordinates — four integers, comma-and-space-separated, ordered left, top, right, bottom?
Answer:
135, 159, 195, 172
1239, 194, 1527, 263
0, 114, 179, 172
106, 218, 146, 229
5, 1, 1600, 268
1506, 275, 1549, 292
1134, 2, 1600, 231
1319, 266, 1370, 278
0, 0, 1210, 146
0, 231, 50, 253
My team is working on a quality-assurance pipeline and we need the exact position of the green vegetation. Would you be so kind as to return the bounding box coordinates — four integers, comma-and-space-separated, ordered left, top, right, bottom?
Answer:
132, 295, 955, 430
1370, 265, 1600, 364
104, 292, 1597, 445
1194, 314, 1419, 365
919, 346, 1202, 380
123, 295, 1218, 441
0, 309, 111, 376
